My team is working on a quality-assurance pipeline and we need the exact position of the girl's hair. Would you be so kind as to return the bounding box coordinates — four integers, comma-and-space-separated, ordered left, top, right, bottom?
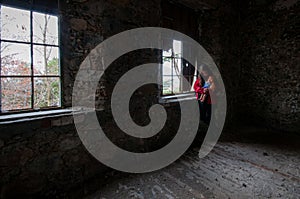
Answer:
200, 64, 212, 76
197, 75, 205, 87
208, 76, 216, 92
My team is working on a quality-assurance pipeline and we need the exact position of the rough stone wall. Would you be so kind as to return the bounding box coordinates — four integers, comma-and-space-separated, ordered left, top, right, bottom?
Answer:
238, 0, 300, 133
2, 0, 299, 197
60, 0, 161, 108
1, 0, 162, 198
199, 0, 242, 129
0, 1, 243, 196
0, 116, 111, 198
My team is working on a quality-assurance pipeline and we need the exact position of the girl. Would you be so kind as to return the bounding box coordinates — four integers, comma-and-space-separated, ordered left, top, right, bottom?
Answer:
199, 76, 215, 102
194, 71, 215, 124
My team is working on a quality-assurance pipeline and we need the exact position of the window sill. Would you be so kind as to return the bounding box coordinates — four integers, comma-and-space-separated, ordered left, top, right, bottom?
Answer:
0, 108, 73, 124
159, 92, 196, 104
0, 93, 197, 124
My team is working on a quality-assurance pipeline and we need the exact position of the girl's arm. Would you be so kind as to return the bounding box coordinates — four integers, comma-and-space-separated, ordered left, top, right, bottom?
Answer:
193, 79, 205, 94
193, 79, 200, 91
208, 82, 216, 93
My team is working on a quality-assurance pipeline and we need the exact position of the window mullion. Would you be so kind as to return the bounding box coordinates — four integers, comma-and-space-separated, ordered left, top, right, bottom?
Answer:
0, 31, 2, 112
30, 10, 34, 109
171, 53, 174, 94
0, 4, 2, 112
0, 39, 59, 48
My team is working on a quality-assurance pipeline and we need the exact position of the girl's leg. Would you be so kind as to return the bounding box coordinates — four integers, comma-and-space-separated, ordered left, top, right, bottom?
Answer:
198, 101, 206, 122
205, 104, 212, 124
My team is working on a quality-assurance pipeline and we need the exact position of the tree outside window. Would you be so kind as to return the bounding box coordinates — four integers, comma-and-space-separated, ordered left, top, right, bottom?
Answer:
0, 5, 60, 112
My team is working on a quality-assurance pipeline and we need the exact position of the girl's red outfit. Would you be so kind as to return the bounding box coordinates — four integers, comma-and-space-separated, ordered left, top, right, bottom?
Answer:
193, 78, 212, 104
193, 78, 212, 124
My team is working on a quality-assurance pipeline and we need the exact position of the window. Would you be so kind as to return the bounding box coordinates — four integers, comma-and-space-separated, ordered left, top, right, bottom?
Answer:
162, 40, 197, 95
161, 1, 198, 97
0, 4, 60, 113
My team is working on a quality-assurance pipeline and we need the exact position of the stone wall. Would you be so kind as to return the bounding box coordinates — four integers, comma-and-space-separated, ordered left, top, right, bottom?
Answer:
60, 0, 161, 108
238, 0, 300, 133
199, 0, 241, 129
1, 0, 299, 197
0, 115, 111, 198
1, 0, 163, 198
0, 0, 244, 196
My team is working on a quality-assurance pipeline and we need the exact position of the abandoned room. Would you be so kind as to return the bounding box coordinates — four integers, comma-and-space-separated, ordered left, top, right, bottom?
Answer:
0, 0, 299, 198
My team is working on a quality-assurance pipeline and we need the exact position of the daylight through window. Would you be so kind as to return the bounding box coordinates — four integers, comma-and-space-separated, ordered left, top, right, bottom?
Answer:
0, 5, 60, 112
162, 40, 197, 95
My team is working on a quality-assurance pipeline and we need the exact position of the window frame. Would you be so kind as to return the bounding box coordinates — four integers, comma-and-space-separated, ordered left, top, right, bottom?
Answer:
160, 49, 197, 97
0, 3, 62, 114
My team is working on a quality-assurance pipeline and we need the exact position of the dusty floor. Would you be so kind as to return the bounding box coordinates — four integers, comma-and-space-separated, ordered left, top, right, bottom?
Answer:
85, 126, 300, 199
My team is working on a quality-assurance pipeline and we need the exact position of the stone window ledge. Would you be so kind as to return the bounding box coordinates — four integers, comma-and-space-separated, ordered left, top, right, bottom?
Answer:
159, 92, 197, 104
0, 109, 73, 124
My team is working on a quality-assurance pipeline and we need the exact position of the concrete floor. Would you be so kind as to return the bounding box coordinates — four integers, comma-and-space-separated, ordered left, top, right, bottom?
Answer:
85, 127, 300, 199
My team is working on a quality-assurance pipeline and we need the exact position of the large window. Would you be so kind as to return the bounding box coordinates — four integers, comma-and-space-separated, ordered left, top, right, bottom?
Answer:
162, 40, 197, 95
0, 4, 60, 112
161, 1, 198, 96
